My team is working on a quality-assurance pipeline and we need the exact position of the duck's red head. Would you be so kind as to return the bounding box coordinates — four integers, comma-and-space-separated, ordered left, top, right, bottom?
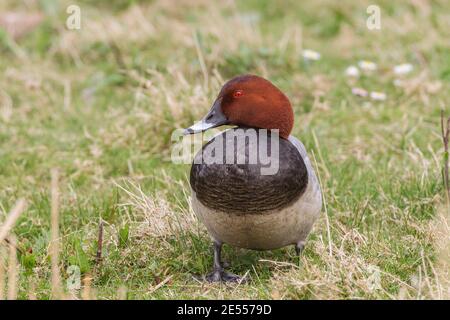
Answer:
184, 75, 294, 139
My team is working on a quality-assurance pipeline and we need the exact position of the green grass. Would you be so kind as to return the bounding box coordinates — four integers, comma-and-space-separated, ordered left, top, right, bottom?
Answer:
0, 0, 449, 299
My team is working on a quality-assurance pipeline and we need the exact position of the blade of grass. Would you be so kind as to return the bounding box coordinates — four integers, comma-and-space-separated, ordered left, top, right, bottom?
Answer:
50, 168, 62, 299
0, 199, 27, 244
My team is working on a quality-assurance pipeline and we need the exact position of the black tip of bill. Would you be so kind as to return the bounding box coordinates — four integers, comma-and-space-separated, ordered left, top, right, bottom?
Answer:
183, 128, 195, 135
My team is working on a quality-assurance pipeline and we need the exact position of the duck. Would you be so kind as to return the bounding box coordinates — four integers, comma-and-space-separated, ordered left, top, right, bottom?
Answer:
183, 74, 322, 282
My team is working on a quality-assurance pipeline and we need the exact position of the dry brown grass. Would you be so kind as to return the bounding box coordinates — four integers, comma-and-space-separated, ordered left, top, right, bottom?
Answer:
116, 179, 197, 238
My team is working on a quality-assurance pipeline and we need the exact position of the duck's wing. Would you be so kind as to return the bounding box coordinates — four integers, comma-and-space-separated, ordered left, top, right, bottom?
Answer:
288, 135, 322, 203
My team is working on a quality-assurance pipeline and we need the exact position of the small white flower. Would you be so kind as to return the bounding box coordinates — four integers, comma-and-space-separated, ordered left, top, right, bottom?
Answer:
345, 65, 360, 77
370, 91, 386, 101
393, 63, 413, 75
358, 60, 377, 72
393, 79, 403, 87
239, 13, 260, 23
352, 87, 368, 97
302, 49, 321, 61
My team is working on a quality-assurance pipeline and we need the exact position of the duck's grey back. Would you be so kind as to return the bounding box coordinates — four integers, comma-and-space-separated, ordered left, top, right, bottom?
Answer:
288, 135, 322, 205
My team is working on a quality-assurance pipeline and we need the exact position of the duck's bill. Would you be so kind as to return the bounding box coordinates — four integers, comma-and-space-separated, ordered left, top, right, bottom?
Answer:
183, 98, 228, 135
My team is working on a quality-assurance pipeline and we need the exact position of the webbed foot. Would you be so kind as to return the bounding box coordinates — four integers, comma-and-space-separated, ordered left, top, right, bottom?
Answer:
205, 269, 244, 283
201, 241, 246, 283
295, 241, 306, 256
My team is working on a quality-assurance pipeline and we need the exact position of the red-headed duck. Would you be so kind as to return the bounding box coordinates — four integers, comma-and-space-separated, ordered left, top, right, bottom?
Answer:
184, 75, 322, 282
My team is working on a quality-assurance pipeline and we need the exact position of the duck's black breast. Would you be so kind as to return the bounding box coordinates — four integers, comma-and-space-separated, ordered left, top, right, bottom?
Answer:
190, 128, 308, 215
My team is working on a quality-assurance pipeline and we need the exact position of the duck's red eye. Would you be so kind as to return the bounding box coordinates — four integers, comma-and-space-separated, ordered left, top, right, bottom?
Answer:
233, 90, 243, 98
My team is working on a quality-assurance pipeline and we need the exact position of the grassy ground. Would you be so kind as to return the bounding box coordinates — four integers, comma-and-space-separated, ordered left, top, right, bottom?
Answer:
0, 0, 449, 299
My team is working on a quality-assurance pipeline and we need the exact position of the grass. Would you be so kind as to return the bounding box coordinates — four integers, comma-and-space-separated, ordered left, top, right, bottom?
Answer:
0, 0, 449, 299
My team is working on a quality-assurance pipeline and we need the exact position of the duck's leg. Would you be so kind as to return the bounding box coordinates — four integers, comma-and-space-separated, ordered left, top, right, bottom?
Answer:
205, 241, 242, 282
295, 240, 306, 256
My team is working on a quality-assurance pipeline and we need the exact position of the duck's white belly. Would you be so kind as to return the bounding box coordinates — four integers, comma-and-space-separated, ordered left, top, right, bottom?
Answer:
191, 177, 321, 250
